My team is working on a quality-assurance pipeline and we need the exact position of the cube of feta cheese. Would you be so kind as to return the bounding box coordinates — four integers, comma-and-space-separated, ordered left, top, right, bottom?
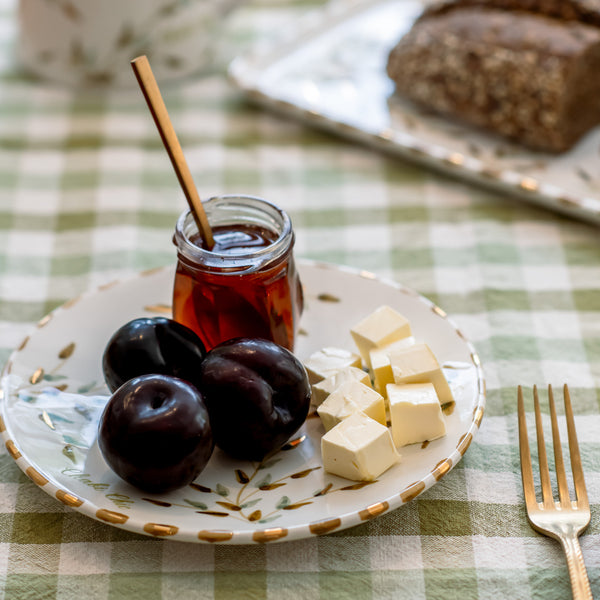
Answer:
311, 366, 371, 407
317, 380, 386, 431
350, 305, 412, 367
386, 382, 446, 447
304, 347, 362, 384
389, 343, 453, 404
369, 336, 416, 395
321, 411, 401, 481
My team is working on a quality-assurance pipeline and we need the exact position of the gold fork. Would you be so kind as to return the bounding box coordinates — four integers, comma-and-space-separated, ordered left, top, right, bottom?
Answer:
518, 384, 592, 600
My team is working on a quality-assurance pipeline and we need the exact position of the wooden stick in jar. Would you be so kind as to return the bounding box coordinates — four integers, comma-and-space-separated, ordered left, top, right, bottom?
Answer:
131, 55, 215, 249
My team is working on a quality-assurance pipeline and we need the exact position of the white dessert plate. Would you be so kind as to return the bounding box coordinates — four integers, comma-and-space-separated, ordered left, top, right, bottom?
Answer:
229, 0, 600, 225
0, 261, 485, 544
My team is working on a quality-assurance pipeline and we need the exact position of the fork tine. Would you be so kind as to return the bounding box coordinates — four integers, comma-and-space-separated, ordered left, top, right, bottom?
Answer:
518, 385, 592, 600
563, 384, 589, 511
517, 385, 537, 508
548, 384, 570, 507
533, 385, 554, 508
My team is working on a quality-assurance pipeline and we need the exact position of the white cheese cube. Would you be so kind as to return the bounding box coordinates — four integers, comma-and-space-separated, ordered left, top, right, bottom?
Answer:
321, 411, 401, 481
369, 336, 416, 395
304, 347, 362, 384
311, 366, 371, 407
389, 343, 454, 404
317, 380, 386, 431
350, 305, 412, 367
386, 382, 446, 447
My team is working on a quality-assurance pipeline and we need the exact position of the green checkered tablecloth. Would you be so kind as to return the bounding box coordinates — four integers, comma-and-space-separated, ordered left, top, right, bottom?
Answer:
1, 0, 599, 598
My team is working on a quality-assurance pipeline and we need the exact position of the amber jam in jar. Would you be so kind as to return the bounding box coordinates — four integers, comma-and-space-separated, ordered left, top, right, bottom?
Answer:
172, 195, 303, 352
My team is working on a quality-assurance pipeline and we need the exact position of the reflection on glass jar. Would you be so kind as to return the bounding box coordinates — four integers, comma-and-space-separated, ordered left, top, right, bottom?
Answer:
172, 195, 303, 352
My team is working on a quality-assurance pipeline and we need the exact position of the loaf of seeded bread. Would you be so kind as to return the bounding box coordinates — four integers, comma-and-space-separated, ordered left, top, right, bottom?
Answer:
386, 0, 600, 152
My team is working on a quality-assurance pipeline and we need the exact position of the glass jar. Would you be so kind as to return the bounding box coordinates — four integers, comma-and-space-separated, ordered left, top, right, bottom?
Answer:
172, 195, 303, 352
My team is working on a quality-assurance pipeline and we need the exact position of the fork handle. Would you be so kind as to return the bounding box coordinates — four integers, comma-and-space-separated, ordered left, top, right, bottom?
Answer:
561, 535, 593, 600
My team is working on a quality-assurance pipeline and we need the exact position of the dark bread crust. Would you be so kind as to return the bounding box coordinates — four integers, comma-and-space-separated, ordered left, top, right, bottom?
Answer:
386, 1, 600, 152
419, 0, 600, 26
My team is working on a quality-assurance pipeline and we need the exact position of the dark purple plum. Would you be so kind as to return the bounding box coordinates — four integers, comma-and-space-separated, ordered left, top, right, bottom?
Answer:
98, 374, 213, 493
102, 317, 206, 392
199, 338, 311, 461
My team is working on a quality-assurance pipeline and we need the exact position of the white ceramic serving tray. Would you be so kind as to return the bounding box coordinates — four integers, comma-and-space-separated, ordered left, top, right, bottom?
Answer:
229, 0, 600, 225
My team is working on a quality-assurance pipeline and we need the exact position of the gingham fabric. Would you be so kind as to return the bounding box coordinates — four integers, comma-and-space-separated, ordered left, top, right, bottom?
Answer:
1, 0, 599, 598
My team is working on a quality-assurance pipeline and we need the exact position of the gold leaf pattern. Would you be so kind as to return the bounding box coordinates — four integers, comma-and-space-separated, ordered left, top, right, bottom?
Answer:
142, 498, 172, 508
314, 483, 333, 496
283, 501, 313, 510
189, 483, 212, 493
258, 482, 286, 491
216, 501, 242, 511
62, 445, 76, 463
290, 467, 320, 479
248, 510, 262, 521
40, 411, 55, 430
340, 481, 375, 491
197, 511, 229, 517
30, 367, 44, 385
317, 293, 341, 302
235, 469, 250, 484
58, 342, 75, 359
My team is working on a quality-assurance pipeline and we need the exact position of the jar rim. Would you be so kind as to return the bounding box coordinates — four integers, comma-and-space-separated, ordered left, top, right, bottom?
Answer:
174, 194, 293, 267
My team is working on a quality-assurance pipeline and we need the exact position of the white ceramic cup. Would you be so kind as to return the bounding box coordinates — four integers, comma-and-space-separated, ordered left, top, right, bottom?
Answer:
17, 0, 242, 87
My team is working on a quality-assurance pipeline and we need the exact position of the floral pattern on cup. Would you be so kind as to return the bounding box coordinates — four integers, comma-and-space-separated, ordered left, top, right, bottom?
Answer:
18, 0, 243, 86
